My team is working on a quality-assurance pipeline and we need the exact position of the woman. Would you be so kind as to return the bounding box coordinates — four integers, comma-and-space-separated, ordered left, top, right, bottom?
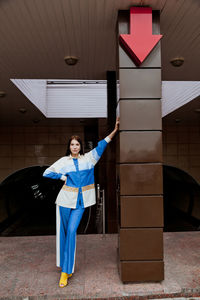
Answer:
43, 117, 119, 287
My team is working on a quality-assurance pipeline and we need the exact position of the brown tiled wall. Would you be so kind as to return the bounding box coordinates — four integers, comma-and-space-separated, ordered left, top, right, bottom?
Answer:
163, 124, 200, 183
163, 124, 200, 221
0, 126, 84, 182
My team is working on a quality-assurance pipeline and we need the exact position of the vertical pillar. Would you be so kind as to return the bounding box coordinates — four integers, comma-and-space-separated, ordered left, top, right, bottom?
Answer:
106, 71, 117, 232
117, 10, 164, 282
97, 71, 118, 233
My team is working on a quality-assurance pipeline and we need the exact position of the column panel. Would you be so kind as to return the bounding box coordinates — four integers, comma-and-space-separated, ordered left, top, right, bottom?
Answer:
120, 196, 163, 227
119, 43, 161, 68
120, 261, 164, 282
119, 69, 161, 99
120, 164, 163, 195
118, 131, 162, 163
120, 228, 163, 260
119, 100, 162, 130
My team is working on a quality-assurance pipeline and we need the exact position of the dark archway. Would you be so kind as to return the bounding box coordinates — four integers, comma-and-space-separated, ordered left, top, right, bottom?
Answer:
163, 165, 200, 231
0, 166, 91, 236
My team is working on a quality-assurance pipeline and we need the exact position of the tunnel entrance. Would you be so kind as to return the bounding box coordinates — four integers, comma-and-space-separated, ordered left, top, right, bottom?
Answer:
163, 165, 200, 232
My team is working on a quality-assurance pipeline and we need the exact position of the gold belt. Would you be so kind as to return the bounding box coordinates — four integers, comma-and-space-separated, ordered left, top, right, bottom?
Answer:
82, 183, 95, 192
62, 184, 95, 192
62, 186, 79, 192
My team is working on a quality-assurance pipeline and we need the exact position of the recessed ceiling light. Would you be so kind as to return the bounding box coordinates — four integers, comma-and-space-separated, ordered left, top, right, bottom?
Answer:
64, 56, 78, 65
0, 91, 6, 97
175, 118, 181, 123
19, 108, 27, 113
32, 118, 40, 123
170, 57, 184, 67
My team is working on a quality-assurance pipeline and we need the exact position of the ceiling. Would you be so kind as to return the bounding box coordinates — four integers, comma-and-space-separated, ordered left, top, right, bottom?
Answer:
0, 0, 200, 125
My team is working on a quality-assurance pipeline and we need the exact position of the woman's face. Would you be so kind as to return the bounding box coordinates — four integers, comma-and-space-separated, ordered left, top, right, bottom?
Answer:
70, 139, 81, 156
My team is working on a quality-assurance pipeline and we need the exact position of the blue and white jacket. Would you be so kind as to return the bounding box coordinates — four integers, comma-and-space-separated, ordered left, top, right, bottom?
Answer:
43, 136, 111, 208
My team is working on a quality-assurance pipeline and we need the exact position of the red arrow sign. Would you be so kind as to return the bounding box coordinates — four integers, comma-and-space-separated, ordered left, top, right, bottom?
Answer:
119, 7, 163, 66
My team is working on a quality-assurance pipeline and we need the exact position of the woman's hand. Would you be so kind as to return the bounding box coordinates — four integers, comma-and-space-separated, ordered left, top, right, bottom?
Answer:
108, 117, 120, 140
114, 116, 120, 132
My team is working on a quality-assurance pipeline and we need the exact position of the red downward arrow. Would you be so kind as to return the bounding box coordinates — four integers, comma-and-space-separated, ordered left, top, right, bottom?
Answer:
119, 7, 163, 66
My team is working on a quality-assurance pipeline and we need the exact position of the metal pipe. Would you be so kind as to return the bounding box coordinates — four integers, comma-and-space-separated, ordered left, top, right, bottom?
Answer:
102, 189, 105, 235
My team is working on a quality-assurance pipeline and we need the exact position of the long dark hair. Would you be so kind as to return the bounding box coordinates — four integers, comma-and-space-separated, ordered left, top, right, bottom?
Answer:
65, 135, 84, 156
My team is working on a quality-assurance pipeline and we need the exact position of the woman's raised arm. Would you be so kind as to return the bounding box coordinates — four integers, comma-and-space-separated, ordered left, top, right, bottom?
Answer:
84, 117, 120, 166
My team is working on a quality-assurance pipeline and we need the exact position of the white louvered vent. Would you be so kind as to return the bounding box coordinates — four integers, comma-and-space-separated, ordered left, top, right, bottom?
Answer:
46, 81, 107, 118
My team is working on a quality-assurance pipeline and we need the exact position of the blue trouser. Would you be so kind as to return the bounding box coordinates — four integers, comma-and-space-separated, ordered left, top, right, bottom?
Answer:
56, 204, 85, 274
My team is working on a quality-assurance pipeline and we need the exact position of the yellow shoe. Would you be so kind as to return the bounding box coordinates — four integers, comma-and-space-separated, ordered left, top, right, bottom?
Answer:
59, 272, 68, 288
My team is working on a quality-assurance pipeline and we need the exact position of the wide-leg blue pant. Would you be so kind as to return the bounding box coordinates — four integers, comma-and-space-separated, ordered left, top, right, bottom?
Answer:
56, 204, 85, 274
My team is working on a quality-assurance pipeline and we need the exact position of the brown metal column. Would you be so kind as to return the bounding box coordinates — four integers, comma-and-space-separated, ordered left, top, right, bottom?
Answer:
117, 10, 164, 282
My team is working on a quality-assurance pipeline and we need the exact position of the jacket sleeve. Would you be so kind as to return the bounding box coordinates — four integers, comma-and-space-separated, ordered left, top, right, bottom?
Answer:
85, 136, 111, 166
43, 157, 67, 181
